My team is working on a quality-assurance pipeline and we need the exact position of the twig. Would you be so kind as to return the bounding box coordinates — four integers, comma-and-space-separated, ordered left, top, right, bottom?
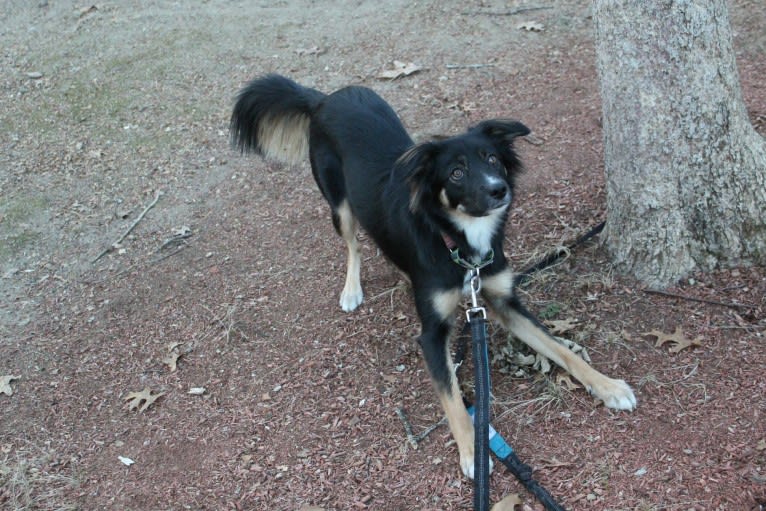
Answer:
396, 407, 419, 449
396, 407, 447, 448
445, 63, 496, 70
150, 243, 187, 264
159, 226, 192, 250
642, 288, 755, 310
93, 190, 164, 262
414, 416, 447, 443
461, 6, 553, 16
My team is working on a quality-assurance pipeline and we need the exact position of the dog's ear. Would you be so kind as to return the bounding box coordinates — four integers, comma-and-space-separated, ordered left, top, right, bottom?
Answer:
395, 142, 438, 212
471, 119, 530, 172
472, 119, 530, 141
471, 119, 530, 143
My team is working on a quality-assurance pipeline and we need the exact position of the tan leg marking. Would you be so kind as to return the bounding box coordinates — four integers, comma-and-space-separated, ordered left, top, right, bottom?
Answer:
430, 287, 494, 478
435, 340, 494, 479
337, 200, 363, 312
480, 267, 514, 298
505, 309, 636, 410
430, 288, 461, 320
481, 267, 636, 410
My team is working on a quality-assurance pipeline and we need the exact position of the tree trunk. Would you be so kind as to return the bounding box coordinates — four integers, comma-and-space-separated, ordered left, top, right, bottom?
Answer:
593, 0, 766, 287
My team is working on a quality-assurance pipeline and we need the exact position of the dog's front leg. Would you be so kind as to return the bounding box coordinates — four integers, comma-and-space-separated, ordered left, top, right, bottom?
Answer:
417, 288, 492, 479
482, 268, 637, 410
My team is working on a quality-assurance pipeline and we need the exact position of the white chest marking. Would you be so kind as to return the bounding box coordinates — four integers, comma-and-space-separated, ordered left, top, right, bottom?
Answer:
449, 207, 506, 260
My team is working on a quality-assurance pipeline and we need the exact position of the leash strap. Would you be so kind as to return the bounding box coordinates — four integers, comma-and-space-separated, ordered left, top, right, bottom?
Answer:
450, 222, 604, 510
469, 312, 491, 511
467, 407, 568, 511
463, 267, 567, 511
465, 267, 491, 511
514, 220, 605, 287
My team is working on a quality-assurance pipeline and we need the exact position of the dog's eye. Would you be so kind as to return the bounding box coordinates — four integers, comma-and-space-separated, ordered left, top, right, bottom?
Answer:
450, 168, 464, 181
488, 155, 499, 165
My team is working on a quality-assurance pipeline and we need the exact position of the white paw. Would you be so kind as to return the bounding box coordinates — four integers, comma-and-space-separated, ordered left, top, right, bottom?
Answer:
460, 452, 494, 480
593, 378, 637, 411
339, 287, 363, 312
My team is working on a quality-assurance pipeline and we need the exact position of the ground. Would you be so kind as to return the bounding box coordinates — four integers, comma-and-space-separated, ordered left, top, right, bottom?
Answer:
1, 1, 765, 510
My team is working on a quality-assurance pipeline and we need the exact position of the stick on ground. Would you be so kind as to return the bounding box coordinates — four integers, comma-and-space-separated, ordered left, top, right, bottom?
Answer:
93, 190, 164, 263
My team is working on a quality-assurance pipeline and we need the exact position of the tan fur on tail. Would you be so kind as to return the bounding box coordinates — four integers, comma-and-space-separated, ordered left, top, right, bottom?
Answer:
257, 113, 311, 166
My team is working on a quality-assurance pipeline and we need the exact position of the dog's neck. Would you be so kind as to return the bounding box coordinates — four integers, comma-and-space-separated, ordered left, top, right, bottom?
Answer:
445, 208, 505, 261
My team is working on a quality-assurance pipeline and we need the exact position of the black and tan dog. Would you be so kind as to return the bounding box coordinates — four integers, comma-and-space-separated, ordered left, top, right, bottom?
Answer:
230, 74, 636, 478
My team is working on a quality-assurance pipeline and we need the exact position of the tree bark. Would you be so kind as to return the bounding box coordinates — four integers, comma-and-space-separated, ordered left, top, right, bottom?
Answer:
593, 0, 766, 287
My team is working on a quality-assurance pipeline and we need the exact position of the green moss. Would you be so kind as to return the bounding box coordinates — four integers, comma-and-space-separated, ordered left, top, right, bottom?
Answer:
0, 196, 49, 259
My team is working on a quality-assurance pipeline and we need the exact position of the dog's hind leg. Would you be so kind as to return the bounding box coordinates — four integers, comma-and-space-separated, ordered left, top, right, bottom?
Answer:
334, 200, 363, 312
310, 134, 364, 312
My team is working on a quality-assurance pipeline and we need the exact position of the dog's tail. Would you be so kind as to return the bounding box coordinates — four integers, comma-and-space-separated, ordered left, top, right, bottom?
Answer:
230, 74, 325, 165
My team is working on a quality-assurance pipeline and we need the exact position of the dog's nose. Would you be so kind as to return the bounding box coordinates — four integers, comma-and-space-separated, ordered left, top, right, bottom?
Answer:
487, 181, 509, 201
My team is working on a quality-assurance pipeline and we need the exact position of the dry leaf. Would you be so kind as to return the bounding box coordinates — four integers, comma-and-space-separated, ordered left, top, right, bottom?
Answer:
545, 317, 578, 335
491, 493, 522, 511
125, 387, 164, 412
162, 352, 181, 372
517, 21, 544, 32
0, 375, 20, 396
756, 439, 766, 451
534, 353, 552, 373
645, 326, 702, 353
514, 353, 536, 366
556, 374, 580, 391
295, 46, 323, 56
79, 5, 98, 18
378, 60, 421, 80
557, 337, 591, 362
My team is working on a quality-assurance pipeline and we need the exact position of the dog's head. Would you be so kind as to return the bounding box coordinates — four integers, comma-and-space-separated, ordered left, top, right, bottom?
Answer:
400, 119, 530, 217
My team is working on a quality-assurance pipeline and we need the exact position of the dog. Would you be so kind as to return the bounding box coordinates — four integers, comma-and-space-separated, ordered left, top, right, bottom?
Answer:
230, 74, 636, 478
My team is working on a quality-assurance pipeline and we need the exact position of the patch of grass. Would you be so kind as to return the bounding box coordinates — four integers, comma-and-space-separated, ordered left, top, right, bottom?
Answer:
494, 376, 568, 424
0, 196, 49, 260
0, 230, 42, 260
1, 196, 48, 226
538, 302, 564, 320
0, 449, 79, 511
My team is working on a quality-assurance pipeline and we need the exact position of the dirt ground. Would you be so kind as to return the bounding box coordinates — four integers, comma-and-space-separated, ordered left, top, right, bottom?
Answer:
1, 1, 765, 510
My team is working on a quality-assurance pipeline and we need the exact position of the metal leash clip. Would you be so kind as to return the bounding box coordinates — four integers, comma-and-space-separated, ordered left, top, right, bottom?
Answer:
466, 268, 487, 322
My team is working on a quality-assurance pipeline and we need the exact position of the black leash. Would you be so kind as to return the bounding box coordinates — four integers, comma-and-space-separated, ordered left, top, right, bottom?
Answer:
466, 269, 491, 511
453, 221, 606, 510
466, 406, 567, 511
514, 220, 605, 288
460, 313, 567, 511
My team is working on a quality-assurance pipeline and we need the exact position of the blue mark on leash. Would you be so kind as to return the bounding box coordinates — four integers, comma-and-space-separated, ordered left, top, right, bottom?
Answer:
467, 405, 514, 460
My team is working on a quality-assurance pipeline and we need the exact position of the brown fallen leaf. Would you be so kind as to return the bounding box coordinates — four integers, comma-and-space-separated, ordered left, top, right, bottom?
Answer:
0, 375, 20, 396
645, 326, 702, 353
556, 373, 580, 391
491, 493, 522, 511
545, 317, 578, 335
125, 387, 164, 412
162, 352, 181, 372
378, 60, 422, 80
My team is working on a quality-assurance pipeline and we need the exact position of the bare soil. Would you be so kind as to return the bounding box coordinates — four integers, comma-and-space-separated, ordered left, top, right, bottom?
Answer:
1, 1, 765, 510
